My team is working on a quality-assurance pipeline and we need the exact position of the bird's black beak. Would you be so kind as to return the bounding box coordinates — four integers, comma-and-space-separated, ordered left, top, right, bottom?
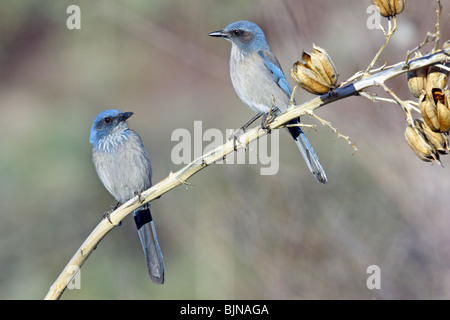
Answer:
119, 112, 133, 122
208, 30, 228, 38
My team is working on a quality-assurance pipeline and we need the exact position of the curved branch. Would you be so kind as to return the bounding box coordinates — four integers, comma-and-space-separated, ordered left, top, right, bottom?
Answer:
44, 48, 450, 300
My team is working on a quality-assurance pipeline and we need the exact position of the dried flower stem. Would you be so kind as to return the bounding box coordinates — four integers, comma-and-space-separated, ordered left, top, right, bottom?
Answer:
435, 64, 450, 73
405, 0, 442, 65
306, 110, 358, 154
365, 16, 397, 75
289, 84, 300, 105
284, 123, 317, 130
376, 81, 415, 125
44, 34, 450, 303
433, 0, 442, 53
360, 91, 421, 114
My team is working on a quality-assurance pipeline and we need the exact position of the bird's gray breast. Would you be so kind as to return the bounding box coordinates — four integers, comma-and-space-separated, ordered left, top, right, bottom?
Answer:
229, 48, 289, 115
93, 131, 152, 203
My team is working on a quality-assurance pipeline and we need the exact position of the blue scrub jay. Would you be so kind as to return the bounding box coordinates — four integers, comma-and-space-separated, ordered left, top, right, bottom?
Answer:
90, 109, 165, 284
209, 20, 327, 184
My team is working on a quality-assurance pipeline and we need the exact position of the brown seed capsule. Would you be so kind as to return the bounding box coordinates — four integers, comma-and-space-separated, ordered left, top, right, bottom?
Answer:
430, 88, 450, 133
437, 101, 450, 133
405, 124, 439, 163
310, 45, 339, 87
425, 64, 449, 97
291, 45, 338, 95
415, 119, 449, 154
419, 93, 440, 132
407, 64, 427, 98
291, 63, 330, 95
372, 0, 405, 17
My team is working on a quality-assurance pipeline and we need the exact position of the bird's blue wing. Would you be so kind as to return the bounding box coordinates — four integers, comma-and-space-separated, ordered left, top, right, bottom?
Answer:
258, 51, 327, 182
258, 50, 292, 98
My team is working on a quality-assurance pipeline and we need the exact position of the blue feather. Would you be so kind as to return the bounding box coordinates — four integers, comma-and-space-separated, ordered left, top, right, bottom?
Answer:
258, 50, 292, 98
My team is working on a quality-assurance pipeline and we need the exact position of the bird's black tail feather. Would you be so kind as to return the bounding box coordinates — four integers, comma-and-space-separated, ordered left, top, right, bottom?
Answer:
133, 205, 165, 284
287, 119, 327, 184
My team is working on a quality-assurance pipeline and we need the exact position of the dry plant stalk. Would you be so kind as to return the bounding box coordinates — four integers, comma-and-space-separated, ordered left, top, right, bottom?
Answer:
44, 47, 449, 300
45, 0, 450, 299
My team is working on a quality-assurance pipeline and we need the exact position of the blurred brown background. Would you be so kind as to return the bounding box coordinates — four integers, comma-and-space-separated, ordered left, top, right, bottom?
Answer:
0, 0, 449, 299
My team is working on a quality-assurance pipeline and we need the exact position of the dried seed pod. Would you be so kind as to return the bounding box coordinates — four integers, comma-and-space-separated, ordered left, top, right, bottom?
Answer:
431, 88, 450, 133
425, 64, 449, 97
419, 93, 440, 132
311, 44, 339, 87
415, 119, 449, 154
405, 124, 439, 163
437, 103, 450, 133
432, 87, 446, 104
407, 63, 427, 98
391, 0, 405, 15
291, 45, 338, 95
291, 62, 330, 94
372, 0, 405, 17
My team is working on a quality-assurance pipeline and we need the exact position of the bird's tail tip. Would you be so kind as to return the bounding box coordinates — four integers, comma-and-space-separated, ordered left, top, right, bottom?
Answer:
314, 171, 328, 184
291, 127, 328, 184
149, 270, 165, 284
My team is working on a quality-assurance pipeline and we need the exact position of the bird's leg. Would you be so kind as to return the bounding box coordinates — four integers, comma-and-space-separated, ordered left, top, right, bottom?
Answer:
241, 113, 263, 131
261, 96, 281, 133
261, 104, 281, 133
228, 113, 262, 150
111, 201, 120, 211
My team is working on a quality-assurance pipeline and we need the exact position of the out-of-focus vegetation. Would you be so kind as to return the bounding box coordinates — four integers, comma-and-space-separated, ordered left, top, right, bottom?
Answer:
0, 0, 449, 299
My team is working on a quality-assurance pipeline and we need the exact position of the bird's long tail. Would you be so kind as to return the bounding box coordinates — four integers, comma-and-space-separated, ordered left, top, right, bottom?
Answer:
287, 119, 327, 184
133, 205, 165, 284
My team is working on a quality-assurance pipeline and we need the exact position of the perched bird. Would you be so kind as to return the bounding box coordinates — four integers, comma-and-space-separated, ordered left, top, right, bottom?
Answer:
90, 109, 165, 284
209, 20, 327, 183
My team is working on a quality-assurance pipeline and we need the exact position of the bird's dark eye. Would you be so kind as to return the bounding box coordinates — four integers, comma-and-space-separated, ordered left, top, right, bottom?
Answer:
104, 117, 112, 124
232, 29, 243, 37
231, 29, 253, 43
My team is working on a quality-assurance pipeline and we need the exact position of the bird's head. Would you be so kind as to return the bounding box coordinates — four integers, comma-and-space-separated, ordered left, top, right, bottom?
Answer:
89, 109, 133, 146
209, 20, 269, 53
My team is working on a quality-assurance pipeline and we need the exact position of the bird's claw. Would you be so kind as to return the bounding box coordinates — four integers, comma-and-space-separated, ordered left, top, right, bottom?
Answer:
261, 113, 272, 134
228, 128, 245, 150
104, 202, 122, 226
103, 211, 112, 224
134, 191, 145, 204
